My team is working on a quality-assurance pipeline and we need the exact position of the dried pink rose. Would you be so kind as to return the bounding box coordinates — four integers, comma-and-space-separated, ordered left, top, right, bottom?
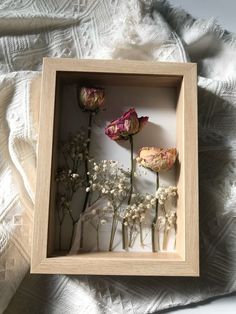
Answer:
79, 87, 105, 112
137, 147, 177, 172
105, 108, 148, 140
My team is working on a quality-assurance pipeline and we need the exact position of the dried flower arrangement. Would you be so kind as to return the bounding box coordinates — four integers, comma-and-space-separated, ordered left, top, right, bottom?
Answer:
56, 87, 178, 253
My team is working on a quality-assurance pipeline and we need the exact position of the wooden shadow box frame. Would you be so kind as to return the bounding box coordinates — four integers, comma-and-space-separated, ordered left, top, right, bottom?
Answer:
31, 58, 199, 276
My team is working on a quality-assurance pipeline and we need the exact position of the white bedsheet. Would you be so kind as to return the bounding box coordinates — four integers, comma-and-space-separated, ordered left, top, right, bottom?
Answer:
1, 1, 236, 313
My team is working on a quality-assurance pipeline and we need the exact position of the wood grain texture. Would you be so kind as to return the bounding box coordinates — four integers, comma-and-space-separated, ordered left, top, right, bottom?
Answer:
31, 58, 199, 276
31, 60, 57, 270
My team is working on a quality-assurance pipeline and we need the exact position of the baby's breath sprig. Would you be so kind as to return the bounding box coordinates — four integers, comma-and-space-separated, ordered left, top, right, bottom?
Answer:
60, 130, 88, 172
85, 160, 130, 251
123, 193, 156, 248
163, 210, 177, 250
56, 130, 88, 250
55, 194, 67, 250
155, 186, 178, 250
80, 204, 114, 251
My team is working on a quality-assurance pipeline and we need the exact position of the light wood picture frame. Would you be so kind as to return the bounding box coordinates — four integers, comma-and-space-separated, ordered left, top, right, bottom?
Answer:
31, 58, 199, 276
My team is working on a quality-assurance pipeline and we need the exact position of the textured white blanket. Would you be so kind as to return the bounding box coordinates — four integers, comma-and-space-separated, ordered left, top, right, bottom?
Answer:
1, 0, 236, 313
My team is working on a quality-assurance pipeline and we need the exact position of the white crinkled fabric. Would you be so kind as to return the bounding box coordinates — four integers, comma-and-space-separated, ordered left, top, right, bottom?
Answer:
1, 0, 236, 313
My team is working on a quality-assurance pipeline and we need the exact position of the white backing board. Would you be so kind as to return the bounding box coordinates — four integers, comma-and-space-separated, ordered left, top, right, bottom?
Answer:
57, 83, 177, 253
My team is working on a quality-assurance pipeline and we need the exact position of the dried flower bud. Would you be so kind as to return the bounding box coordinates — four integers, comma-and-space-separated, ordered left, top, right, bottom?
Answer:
79, 87, 105, 112
105, 108, 148, 141
137, 147, 177, 173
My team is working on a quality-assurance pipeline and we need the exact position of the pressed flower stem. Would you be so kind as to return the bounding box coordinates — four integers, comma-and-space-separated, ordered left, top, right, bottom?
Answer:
83, 112, 93, 211
79, 221, 85, 249
128, 135, 134, 205
97, 222, 100, 251
58, 222, 62, 251
109, 213, 118, 251
123, 136, 134, 250
154, 173, 159, 222
80, 112, 93, 249
174, 224, 177, 250
140, 222, 144, 247
57, 208, 64, 251
152, 224, 157, 252
163, 226, 169, 251
161, 204, 169, 250
69, 221, 76, 250
110, 199, 127, 251
122, 222, 128, 250
152, 172, 159, 252
129, 224, 134, 247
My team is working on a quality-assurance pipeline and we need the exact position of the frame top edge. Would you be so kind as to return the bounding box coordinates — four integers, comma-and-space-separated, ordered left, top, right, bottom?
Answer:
42, 57, 196, 74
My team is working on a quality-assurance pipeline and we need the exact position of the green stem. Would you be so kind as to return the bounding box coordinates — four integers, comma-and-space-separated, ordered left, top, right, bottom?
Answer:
140, 222, 144, 247
129, 224, 134, 247
69, 221, 76, 250
154, 173, 159, 223
80, 112, 93, 249
59, 222, 62, 251
79, 220, 84, 249
97, 223, 100, 251
123, 135, 134, 250
122, 221, 128, 250
109, 213, 117, 251
82, 112, 93, 213
109, 198, 127, 251
57, 206, 64, 251
128, 135, 134, 205
152, 172, 159, 252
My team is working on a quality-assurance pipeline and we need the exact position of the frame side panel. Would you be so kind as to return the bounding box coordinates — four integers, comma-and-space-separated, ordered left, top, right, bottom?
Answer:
31, 61, 57, 270
184, 64, 199, 275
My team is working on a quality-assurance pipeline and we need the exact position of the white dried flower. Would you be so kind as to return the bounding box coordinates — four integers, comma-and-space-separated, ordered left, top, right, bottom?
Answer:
71, 173, 79, 178
92, 184, 97, 190
150, 198, 156, 205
